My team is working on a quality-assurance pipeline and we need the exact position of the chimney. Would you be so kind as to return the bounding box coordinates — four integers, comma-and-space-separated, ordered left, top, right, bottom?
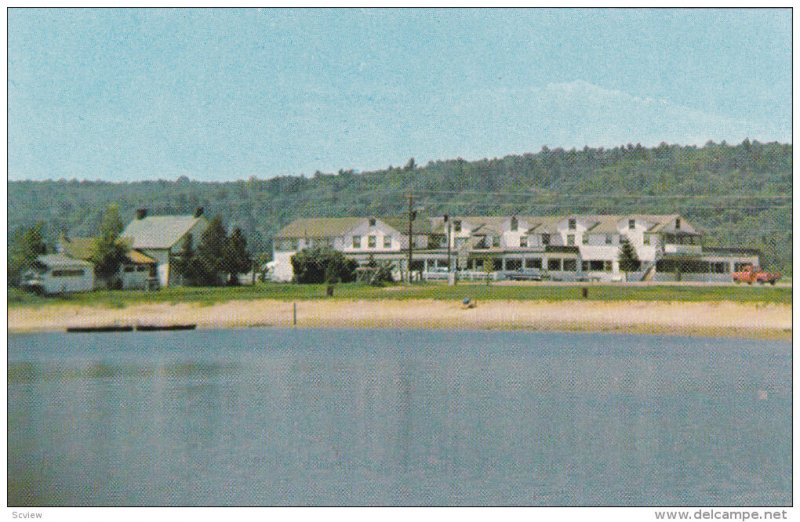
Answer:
136, 208, 148, 220
194, 207, 204, 218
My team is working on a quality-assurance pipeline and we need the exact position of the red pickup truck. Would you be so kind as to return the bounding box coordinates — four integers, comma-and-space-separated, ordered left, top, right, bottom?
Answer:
732, 265, 781, 285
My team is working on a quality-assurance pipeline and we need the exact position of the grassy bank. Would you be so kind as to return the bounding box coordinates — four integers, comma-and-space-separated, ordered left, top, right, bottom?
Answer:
7, 281, 792, 309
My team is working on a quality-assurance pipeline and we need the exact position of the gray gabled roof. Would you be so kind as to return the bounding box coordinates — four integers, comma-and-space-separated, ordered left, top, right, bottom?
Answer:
274, 217, 366, 239
524, 216, 563, 234
35, 254, 93, 268
380, 216, 434, 235
121, 215, 206, 250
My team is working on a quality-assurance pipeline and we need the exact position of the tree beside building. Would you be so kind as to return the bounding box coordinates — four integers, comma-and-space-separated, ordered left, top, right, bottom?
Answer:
618, 237, 641, 281
90, 205, 130, 289
8, 223, 48, 287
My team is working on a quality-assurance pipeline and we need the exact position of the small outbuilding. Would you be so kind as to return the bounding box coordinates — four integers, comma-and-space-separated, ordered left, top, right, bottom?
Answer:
23, 254, 94, 295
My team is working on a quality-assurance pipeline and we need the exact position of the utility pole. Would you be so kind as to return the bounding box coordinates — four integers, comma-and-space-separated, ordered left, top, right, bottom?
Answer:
407, 192, 414, 283
445, 214, 453, 285
445, 214, 451, 273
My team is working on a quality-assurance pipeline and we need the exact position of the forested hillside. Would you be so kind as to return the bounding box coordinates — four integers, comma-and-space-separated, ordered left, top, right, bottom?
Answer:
8, 140, 792, 273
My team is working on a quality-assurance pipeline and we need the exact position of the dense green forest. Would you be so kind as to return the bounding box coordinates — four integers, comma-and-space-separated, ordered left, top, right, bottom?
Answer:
8, 140, 793, 274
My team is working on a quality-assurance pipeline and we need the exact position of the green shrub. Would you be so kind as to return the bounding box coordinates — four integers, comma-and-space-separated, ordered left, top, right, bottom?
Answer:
291, 247, 358, 284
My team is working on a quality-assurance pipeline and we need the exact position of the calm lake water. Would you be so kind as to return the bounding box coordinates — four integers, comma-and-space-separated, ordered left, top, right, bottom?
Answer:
8, 328, 791, 506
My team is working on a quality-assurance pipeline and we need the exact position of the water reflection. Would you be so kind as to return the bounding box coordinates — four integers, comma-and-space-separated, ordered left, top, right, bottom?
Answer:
8, 329, 791, 506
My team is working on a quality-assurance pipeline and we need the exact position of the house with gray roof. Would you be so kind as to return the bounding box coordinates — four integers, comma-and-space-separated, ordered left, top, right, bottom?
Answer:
273, 213, 760, 283
121, 208, 209, 287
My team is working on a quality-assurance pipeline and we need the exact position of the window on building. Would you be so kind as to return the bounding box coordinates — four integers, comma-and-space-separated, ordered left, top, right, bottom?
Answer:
582, 234, 588, 245
368, 235, 376, 248
548, 258, 562, 271
567, 234, 575, 246
525, 258, 542, 269
453, 220, 462, 233
605, 234, 612, 245
710, 262, 728, 274
123, 266, 136, 273
506, 259, 522, 270
384, 236, 392, 248
520, 236, 528, 248
52, 269, 85, 277
492, 235, 500, 247
369, 218, 376, 227
542, 234, 550, 245
563, 259, 577, 271
629, 219, 635, 230
604, 260, 613, 271
589, 260, 605, 271
510, 217, 518, 231
352, 235, 361, 248
568, 218, 576, 230
675, 218, 681, 230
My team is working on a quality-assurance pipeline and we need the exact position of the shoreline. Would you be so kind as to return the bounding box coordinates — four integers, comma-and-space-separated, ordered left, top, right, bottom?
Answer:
8, 298, 792, 340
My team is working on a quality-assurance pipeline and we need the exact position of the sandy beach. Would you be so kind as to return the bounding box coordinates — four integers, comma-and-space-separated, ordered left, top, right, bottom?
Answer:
7, 298, 792, 339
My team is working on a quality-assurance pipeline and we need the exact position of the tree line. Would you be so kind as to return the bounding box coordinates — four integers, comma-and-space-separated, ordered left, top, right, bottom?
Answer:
8, 139, 792, 274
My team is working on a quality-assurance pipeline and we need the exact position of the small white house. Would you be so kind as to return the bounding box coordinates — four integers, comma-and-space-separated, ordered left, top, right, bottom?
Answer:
23, 254, 94, 294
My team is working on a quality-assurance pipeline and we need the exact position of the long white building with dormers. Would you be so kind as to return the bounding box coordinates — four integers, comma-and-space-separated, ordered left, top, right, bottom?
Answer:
272, 214, 760, 283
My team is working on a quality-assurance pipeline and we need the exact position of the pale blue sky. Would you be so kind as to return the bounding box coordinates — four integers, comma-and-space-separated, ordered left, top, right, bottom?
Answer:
8, 8, 792, 181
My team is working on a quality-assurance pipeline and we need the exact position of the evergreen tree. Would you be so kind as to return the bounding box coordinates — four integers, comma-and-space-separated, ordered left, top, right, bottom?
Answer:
173, 233, 197, 286
8, 223, 47, 287
90, 205, 129, 289
194, 215, 228, 286
223, 227, 252, 285
618, 237, 640, 281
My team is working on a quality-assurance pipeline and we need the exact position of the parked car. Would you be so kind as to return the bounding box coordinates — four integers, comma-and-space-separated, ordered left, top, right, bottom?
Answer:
732, 265, 781, 285
503, 269, 543, 281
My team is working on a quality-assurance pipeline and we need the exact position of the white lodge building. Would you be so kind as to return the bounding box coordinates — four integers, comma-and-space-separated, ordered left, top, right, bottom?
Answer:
272, 214, 760, 283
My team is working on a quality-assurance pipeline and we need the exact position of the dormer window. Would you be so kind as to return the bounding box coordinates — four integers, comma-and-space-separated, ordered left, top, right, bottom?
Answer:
675, 218, 681, 230
629, 219, 635, 230
568, 218, 576, 230
369, 218, 376, 227
542, 234, 550, 246
510, 217, 518, 232
453, 220, 462, 233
